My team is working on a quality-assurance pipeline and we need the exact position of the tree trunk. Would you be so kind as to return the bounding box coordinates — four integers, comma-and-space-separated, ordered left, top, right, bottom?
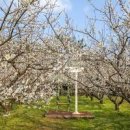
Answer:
115, 103, 119, 111
90, 96, 93, 101
0, 98, 15, 113
99, 99, 103, 104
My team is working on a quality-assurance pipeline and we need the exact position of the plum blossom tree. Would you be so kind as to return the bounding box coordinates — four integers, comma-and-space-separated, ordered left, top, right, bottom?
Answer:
0, 0, 74, 112
70, 0, 130, 111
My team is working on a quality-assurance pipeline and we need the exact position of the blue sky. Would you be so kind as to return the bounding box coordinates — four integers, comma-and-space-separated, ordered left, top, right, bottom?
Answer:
0, 0, 106, 28
66, 0, 105, 28
59, 0, 107, 40
0, 0, 107, 37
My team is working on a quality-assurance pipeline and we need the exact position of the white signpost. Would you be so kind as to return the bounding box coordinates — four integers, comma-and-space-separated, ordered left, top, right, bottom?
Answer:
67, 67, 84, 114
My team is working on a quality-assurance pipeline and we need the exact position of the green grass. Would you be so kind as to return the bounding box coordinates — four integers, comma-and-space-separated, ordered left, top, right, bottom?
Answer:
0, 96, 130, 130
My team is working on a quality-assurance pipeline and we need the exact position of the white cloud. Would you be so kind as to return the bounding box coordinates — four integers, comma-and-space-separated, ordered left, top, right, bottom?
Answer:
39, 0, 72, 12
1, 0, 72, 12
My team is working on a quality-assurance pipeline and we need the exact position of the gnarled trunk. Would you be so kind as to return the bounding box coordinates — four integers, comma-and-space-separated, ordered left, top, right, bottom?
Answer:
108, 96, 124, 111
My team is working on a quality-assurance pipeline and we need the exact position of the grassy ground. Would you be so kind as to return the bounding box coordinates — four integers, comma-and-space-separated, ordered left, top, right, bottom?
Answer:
0, 96, 130, 130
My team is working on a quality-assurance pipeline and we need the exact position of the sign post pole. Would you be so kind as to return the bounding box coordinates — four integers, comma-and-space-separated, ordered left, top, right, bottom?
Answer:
66, 67, 83, 114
